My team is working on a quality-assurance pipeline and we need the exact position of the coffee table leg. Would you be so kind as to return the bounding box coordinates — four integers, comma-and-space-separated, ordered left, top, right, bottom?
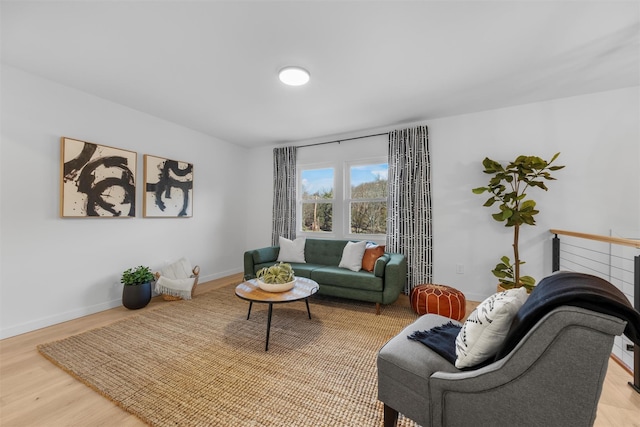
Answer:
265, 303, 273, 351
305, 298, 312, 319
246, 301, 253, 320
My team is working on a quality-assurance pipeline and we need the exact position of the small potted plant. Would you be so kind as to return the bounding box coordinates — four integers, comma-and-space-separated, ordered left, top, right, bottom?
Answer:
473, 153, 564, 291
256, 262, 296, 292
121, 265, 154, 309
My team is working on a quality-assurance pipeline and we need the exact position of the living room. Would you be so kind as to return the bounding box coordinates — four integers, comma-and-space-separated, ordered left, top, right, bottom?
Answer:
1, 1, 639, 425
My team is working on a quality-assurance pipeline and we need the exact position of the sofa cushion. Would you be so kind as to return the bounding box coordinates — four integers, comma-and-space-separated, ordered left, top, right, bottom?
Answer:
287, 263, 324, 279
378, 314, 461, 401
338, 240, 367, 272
277, 236, 306, 263
253, 262, 321, 279
311, 266, 383, 291
362, 245, 385, 272
304, 239, 349, 266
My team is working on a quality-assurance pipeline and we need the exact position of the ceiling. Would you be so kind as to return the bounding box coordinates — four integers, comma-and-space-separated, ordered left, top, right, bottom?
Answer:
2, 1, 639, 148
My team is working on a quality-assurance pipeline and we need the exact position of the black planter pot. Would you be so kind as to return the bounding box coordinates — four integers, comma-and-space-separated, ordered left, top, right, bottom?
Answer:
122, 282, 152, 310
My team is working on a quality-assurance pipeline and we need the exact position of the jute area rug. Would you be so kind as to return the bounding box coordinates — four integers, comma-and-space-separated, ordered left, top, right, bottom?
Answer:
38, 284, 420, 426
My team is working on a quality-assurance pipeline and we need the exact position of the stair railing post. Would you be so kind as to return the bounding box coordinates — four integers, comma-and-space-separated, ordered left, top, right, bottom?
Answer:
552, 234, 560, 272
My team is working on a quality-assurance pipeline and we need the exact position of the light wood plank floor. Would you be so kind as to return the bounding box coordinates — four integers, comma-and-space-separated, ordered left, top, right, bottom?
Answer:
1, 274, 639, 426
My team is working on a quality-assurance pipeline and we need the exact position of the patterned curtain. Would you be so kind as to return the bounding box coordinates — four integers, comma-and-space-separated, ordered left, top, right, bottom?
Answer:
272, 146, 297, 246
387, 126, 433, 293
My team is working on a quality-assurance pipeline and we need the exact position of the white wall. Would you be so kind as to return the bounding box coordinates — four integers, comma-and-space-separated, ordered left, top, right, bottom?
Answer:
431, 87, 639, 301
0, 65, 248, 338
245, 87, 639, 302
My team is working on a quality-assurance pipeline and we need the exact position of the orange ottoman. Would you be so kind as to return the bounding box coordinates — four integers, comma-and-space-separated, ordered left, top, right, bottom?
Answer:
410, 284, 466, 320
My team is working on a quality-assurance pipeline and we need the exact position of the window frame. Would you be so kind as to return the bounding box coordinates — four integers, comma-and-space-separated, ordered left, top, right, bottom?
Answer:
344, 158, 388, 240
297, 164, 338, 238
296, 157, 388, 242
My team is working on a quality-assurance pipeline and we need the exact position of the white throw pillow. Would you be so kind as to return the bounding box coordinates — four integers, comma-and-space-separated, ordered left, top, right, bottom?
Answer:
455, 287, 528, 369
277, 236, 306, 263
338, 241, 367, 272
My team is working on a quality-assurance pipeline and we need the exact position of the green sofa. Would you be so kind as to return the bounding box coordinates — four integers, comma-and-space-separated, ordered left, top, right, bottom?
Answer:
243, 239, 407, 314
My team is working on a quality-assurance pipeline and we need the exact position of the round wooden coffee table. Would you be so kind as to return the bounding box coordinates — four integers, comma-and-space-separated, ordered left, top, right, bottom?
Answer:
235, 277, 319, 351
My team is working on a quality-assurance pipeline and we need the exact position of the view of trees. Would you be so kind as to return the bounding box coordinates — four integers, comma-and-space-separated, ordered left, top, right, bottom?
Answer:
301, 189, 333, 232
300, 163, 387, 235
301, 178, 387, 234
350, 178, 387, 234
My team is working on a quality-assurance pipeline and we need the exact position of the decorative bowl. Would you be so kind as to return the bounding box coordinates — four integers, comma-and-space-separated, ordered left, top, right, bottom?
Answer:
257, 278, 295, 293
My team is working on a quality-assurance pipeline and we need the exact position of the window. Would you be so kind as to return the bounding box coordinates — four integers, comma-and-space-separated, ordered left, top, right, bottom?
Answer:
348, 163, 388, 235
298, 160, 388, 238
300, 168, 334, 232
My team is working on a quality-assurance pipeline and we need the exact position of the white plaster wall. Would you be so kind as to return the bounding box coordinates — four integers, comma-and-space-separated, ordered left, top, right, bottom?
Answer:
244, 145, 275, 251
430, 87, 639, 301
244, 87, 639, 302
0, 65, 248, 338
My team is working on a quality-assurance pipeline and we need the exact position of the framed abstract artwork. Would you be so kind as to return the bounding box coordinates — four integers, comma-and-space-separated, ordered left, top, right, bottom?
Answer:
60, 137, 136, 218
143, 154, 193, 218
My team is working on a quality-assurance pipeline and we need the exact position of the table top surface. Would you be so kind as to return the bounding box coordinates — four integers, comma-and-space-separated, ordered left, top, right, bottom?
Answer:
235, 277, 319, 303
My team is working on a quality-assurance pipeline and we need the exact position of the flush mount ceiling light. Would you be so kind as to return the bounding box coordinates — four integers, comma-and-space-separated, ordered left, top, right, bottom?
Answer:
278, 66, 310, 86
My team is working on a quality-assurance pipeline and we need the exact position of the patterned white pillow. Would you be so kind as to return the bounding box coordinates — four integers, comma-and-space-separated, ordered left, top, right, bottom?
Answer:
455, 287, 528, 369
277, 236, 306, 263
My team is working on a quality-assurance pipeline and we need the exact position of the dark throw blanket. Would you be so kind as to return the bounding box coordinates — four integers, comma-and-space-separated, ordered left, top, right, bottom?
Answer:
495, 271, 640, 360
408, 321, 461, 364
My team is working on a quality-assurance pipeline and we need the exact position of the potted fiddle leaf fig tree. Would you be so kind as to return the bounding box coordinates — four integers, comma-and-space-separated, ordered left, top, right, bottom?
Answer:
121, 265, 154, 309
472, 153, 565, 291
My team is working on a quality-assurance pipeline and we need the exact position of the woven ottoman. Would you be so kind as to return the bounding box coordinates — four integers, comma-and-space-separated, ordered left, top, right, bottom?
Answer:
410, 284, 466, 320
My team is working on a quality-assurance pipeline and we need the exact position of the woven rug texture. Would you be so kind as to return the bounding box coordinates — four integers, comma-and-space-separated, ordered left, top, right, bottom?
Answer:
38, 284, 420, 426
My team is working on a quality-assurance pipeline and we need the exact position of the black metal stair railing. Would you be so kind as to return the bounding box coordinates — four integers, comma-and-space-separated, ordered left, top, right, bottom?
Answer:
551, 229, 640, 394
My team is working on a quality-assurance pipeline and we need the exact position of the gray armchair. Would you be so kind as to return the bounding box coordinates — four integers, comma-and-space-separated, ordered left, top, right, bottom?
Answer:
378, 302, 628, 426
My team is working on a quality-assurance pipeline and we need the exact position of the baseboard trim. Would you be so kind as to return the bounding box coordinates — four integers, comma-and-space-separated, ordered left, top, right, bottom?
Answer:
1, 299, 123, 340
1, 268, 244, 340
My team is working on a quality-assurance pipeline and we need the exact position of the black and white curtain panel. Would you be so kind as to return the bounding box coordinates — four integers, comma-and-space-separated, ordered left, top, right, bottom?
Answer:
272, 146, 297, 246
387, 126, 433, 293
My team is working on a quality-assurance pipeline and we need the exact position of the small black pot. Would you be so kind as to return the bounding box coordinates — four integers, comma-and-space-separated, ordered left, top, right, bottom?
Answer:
122, 282, 152, 310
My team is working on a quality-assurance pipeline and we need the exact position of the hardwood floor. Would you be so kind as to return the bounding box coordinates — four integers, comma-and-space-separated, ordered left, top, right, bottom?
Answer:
1, 274, 639, 426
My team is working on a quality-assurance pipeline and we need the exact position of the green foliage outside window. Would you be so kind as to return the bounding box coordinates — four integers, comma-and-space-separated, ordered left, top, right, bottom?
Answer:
301, 189, 333, 232
350, 175, 387, 235
299, 163, 388, 235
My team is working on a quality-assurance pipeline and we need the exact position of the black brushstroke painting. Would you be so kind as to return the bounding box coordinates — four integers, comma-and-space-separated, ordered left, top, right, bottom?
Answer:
62, 139, 136, 217
145, 158, 193, 217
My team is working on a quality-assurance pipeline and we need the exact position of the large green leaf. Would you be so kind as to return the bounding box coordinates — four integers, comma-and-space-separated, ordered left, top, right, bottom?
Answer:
520, 275, 536, 286
483, 197, 497, 207
472, 187, 488, 194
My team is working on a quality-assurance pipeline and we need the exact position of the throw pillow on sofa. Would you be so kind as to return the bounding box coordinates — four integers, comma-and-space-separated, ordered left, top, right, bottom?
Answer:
277, 236, 306, 263
338, 240, 367, 272
455, 287, 528, 369
362, 245, 385, 272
